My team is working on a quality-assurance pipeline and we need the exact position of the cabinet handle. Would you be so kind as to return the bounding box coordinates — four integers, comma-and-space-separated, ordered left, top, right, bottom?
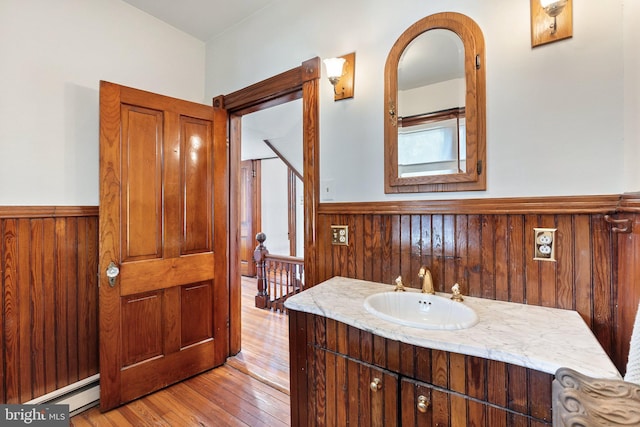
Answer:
370, 378, 382, 392
417, 395, 431, 413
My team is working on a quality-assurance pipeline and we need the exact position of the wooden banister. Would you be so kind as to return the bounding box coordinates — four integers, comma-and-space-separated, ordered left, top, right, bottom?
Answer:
254, 232, 269, 309
253, 232, 305, 312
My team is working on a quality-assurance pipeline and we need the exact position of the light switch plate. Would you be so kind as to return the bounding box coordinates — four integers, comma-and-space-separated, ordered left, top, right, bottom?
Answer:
331, 225, 349, 246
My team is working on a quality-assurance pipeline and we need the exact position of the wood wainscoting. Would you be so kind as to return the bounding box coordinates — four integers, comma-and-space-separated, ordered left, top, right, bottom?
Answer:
3, 195, 639, 405
315, 194, 640, 375
0, 206, 99, 404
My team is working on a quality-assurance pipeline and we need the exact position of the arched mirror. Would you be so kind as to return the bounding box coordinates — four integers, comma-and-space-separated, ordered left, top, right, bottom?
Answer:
384, 12, 486, 193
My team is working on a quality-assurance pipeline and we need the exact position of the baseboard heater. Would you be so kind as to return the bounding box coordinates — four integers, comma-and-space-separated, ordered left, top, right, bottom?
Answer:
26, 374, 100, 416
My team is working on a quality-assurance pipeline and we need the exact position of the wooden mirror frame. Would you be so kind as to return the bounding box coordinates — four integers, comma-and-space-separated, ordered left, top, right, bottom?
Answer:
384, 12, 486, 193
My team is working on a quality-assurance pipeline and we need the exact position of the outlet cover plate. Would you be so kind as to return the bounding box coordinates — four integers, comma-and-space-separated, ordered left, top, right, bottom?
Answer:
534, 227, 557, 261
331, 225, 349, 246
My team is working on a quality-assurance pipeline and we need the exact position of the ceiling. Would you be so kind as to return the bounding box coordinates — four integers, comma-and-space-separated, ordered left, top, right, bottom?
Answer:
121, 0, 273, 41
242, 100, 302, 168
121, 0, 298, 162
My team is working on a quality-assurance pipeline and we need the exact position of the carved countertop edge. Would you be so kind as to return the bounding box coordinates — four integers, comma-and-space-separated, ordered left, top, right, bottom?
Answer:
285, 276, 622, 380
553, 367, 640, 426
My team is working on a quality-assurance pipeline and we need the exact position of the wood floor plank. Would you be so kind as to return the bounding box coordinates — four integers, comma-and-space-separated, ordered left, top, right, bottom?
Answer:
65, 413, 97, 427
144, 387, 228, 427
227, 277, 290, 393
106, 405, 149, 426
163, 380, 249, 426
71, 277, 291, 426
125, 400, 173, 426
196, 368, 290, 424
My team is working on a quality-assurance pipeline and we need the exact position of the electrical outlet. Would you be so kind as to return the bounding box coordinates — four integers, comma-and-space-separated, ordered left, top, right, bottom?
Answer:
534, 228, 557, 261
331, 225, 349, 246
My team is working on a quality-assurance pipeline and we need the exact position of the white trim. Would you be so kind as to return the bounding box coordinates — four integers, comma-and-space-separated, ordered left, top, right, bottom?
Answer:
26, 374, 100, 414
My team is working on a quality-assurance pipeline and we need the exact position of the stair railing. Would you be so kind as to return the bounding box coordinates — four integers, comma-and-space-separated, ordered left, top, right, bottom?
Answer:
253, 232, 305, 312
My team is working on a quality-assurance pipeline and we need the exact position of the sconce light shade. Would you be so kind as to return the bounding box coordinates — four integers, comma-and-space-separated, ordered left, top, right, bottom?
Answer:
323, 57, 346, 84
540, 0, 567, 16
323, 52, 355, 101
531, 0, 572, 47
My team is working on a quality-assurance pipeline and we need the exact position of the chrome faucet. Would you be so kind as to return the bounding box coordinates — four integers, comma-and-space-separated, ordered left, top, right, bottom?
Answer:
418, 266, 435, 294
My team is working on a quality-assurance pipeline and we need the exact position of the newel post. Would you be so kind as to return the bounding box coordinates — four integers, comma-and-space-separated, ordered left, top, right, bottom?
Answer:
254, 232, 269, 309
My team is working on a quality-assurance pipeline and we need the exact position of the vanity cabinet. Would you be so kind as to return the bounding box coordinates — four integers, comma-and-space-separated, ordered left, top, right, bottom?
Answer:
310, 349, 399, 426
289, 310, 553, 426
400, 378, 534, 426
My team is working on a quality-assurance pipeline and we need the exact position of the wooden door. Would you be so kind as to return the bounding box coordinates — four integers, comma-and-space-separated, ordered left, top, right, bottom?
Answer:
239, 159, 259, 277
98, 82, 228, 411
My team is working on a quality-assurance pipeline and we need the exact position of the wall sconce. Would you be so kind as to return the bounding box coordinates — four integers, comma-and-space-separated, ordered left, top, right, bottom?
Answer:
323, 52, 355, 101
531, 0, 572, 47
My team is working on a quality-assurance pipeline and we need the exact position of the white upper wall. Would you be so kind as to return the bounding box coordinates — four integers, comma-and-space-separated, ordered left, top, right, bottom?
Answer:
0, 0, 205, 205
206, 0, 638, 201
260, 158, 290, 256
399, 78, 465, 117
624, 0, 640, 192
1, 1, 637, 205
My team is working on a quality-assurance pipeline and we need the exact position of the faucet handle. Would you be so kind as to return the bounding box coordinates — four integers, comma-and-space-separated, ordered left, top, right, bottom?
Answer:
451, 283, 464, 302
394, 276, 406, 292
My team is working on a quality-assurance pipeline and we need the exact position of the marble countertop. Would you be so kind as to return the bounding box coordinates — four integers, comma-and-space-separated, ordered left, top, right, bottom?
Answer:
284, 276, 621, 380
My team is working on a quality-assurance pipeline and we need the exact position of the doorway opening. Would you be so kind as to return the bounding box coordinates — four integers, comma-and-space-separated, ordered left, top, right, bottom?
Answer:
223, 57, 320, 391
228, 98, 304, 392
239, 99, 304, 275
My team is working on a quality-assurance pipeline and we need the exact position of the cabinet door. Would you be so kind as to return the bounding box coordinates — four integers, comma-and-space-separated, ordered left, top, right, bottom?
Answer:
400, 378, 535, 427
401, 377, 448, 426
310, 349, 398, 426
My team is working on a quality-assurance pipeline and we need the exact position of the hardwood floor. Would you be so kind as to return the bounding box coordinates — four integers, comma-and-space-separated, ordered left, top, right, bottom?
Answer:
71, 277, 290, 426
226, 278, 290, 393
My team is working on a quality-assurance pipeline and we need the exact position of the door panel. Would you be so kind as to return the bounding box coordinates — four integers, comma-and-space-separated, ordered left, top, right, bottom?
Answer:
181, 116, 212, 255
121, 105, 164, 262
181, 282, 213, 347
119, 340, 216, 403
119, 253, 215, 295
239, 159, 258, 277
99, 81, 228, 411
121, 292, 162, 366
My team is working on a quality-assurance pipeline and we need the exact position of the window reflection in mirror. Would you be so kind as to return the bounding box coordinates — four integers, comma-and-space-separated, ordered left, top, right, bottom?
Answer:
398, 109, 466, 177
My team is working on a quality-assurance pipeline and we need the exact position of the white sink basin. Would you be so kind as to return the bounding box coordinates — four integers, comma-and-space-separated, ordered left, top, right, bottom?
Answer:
364, 291, 478, 330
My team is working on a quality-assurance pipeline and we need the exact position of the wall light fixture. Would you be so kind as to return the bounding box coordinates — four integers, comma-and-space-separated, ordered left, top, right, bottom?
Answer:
531, 0, 572, 47
323, 52, 355, 101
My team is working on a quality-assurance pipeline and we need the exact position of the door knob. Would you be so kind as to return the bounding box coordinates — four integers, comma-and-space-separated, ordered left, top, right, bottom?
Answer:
106, 262, 120, 287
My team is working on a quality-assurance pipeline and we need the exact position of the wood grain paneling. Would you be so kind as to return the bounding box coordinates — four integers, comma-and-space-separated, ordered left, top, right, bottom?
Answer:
292, 311, 553, 426
2, 192, 638, 406
121, 105, 163, 262
0, 208, 98, 403
121, 292, 162, 366
316, 195, 640, 375
180, 281, 213, 347
614, 211, 640, 374
181, 116, 213, 255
